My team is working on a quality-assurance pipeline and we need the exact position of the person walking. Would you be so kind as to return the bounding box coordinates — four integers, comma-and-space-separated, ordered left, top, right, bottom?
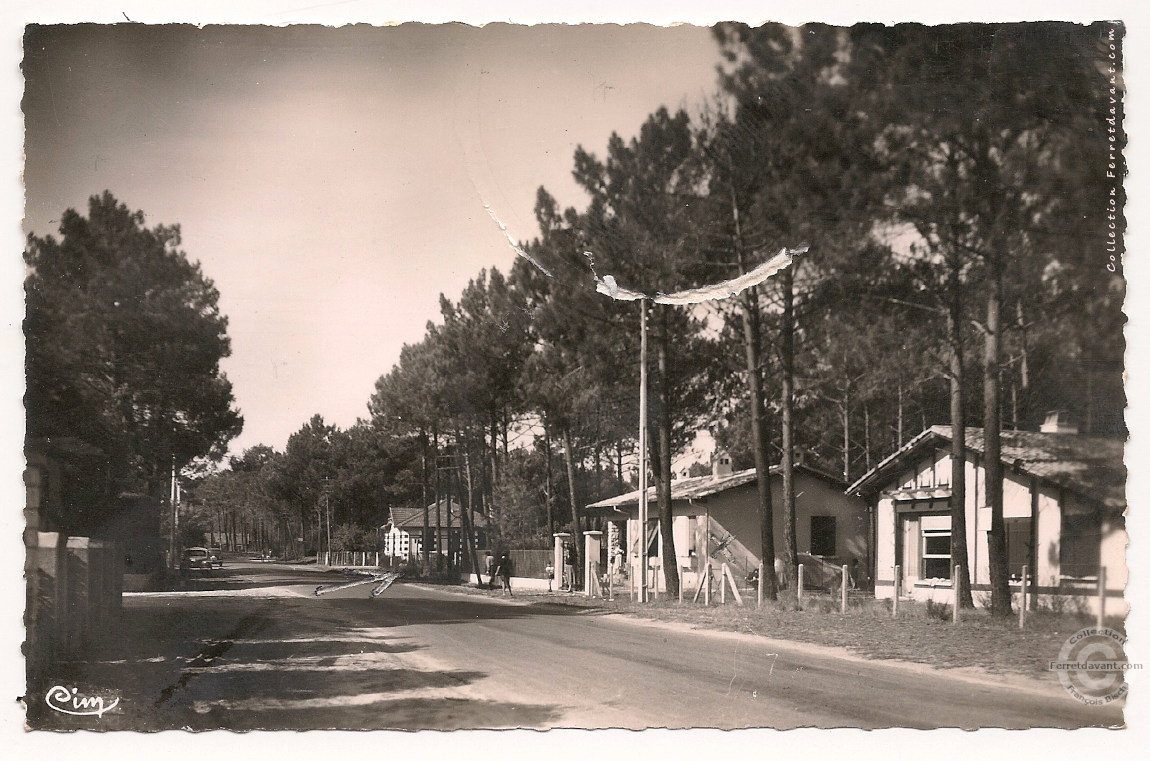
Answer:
484, 551, 495, 588
494, 551, 514, 597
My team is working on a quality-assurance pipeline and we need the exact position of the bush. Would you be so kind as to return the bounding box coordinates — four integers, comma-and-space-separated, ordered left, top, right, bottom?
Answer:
925, 599, 952, 621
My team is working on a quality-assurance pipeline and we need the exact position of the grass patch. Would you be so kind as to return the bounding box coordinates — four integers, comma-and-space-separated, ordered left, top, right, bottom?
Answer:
481, 584, 1121, 682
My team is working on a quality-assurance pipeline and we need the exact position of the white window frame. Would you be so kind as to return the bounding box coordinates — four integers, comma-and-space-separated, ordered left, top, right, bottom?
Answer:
920, 527, 952, 581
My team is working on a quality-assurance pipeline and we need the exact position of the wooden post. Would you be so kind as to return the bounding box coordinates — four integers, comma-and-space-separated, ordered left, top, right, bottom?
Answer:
797, 564, 804, 604
1019, 566, 1028, 630
723, 564, 744, 606
893, 565, 900, 618
757, 562, 764, 607
720, 563, 727, 604
704, 564, 711, 606
953, 566, 961, 624
841, 564, 848, 613
1098, 566, 1107, 628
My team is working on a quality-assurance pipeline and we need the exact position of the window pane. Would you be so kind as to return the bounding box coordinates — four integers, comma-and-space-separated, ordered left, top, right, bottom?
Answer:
922, 558, 951, 579
810, 516, 837, 556
924, 534, 951, 556
1060, 511, 1102, 578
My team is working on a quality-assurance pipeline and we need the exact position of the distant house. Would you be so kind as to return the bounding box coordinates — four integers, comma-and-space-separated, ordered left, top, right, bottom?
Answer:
847, 424, 1126, 614
382, 499, 488, 562
584, 453, 869, 592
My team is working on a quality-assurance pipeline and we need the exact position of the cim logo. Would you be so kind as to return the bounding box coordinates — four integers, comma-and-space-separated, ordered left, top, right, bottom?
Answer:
45, 685, 120, 718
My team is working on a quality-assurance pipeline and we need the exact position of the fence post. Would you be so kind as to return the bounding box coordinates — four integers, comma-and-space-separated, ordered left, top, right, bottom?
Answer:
757, 562, 764, 607
839, 564, 847, 613
1019, 566, 1028, 630
608, 557, 614, 601
893, 565, 900, 618
1098, 566, 1107, 628
953, 566, 961, 624
797, 564, 804, 604
720, 563, 727, 604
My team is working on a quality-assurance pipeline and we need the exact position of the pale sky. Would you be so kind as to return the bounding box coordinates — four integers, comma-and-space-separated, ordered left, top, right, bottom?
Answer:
22, 23, 724, 454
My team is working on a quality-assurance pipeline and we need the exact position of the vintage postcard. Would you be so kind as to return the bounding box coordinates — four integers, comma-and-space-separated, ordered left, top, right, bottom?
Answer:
7, 0, 1144, 752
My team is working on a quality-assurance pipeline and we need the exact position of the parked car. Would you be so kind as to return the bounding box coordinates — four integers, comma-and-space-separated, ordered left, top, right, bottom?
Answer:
208, 546, 223, 568
180, 547, 214, 575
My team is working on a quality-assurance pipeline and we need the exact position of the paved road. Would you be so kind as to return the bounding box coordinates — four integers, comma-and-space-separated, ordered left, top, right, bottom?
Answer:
25, 561, 1124, 730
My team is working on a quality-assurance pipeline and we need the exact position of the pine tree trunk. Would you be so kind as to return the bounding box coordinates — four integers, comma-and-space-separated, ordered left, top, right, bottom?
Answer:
655, 315, 680, 598
948, 261, 974, 608
433, 426, 442, 571
897, 377, 904, 447
562, 425, 582, 586
841, 384, 851, 484
420, 428, 430, 567
455, 441, 482, 584
984, 257, 1012, 616
543, 420, 554, 537
780, 266, 798, 583
730, 185, 777, 600
445, 457, 454, 571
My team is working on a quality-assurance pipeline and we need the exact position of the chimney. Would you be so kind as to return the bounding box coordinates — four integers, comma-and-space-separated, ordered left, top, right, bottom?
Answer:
711, 449, 733, 479
1039, 410, 1079, 435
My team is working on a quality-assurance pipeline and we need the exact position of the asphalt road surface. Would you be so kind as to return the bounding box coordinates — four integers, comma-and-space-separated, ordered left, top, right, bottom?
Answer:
25, 561, 1124, 731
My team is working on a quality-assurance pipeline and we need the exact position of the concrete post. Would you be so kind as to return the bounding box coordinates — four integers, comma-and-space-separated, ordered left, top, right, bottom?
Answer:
583, 531, 602, 597
841, 564, 848, 613
893, 565, 900, 618
797, 564, 805, 603
757, 562, 764, 607
553, 533, 571, 592
1019, 566, 1028, 630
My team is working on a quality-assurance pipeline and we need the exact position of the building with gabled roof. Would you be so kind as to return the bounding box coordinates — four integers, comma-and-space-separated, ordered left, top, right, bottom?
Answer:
847, 425, 1126, 614
585, 454, 869, 593
381, 499, 488, 562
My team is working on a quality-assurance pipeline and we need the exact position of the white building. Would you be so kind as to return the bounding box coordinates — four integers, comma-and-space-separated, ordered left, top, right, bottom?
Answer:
382, 500, 488, 562
848, 425, 1126, 615
586, 454, 868, 593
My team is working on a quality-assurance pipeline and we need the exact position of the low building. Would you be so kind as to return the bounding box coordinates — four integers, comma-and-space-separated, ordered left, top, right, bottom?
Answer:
847, 424, 1126, 615
382, 499, 488, 563
584, 455, 869, 593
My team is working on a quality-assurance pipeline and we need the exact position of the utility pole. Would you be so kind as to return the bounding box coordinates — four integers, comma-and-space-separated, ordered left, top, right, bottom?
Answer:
324, 482, 331, 562
638, 299, 649, 603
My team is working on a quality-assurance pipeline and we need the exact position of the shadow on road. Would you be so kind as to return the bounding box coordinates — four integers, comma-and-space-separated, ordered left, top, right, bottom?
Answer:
24, 579, 576, 731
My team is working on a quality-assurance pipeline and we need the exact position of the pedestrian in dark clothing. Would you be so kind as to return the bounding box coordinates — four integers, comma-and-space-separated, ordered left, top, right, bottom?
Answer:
494, 551, 514, 597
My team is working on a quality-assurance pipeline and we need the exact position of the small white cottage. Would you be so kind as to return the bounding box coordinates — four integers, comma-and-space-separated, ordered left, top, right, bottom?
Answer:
847, 424, 1126, 615
585, 454, 869, 593
382, 500, 488, 562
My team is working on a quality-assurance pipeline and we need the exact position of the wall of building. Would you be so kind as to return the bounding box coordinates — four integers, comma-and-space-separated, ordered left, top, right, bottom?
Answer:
873, 447, 1124, 616
621, 471, 868, 591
